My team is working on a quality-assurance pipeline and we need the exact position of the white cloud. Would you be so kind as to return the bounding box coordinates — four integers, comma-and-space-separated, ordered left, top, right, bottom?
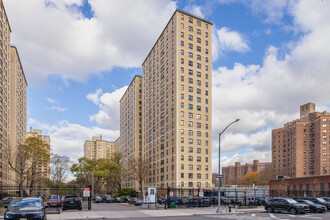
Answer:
88, 86, 128, 130
50, 106, 67, 112
28, 118, 119, 162
211, 0, 330, 168
86, 88, 102, 105
248, 0, 289, 24
3, 0, 177, 84
183, 5, 204, 18
46, 98, 56, 103
213, 27, 250, 60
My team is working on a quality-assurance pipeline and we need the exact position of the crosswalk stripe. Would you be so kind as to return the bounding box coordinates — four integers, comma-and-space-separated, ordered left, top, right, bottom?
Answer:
269, 213, 276, 218
251, 213, 255, 217
303, 216, 322, 219
289, 215, 296, 217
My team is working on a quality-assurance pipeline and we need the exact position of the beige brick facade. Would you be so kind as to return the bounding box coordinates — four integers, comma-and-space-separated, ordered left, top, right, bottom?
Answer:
9, 46, 27, 184
142, 10, 212, 189
84, 135, 115, 160
272, 103, 330, 178
27, 128, 50, 180
118, 76, 142, 191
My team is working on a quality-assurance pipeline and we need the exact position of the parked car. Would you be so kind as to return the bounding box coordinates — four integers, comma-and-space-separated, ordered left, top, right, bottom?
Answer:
103, 195, 114, 203
2, 197, 14, 205
46, 195, 61, 207
265, 198, 309, 214
301, 197, 330, 210
4, 197, 47, 220
121, 196, 132, 203
114, 197, 123, 203
321, 197, 330, 202
130, 198, 143, 206
184, 197, 211, 207
294, 199, 326, 213
94, 196, 102, 203
62, 195, 82, 211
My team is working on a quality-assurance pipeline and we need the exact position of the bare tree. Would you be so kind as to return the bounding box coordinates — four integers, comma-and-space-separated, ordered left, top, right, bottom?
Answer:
129, 157, 149, 195
311, 178, 319, 197
51, 154, 71, 186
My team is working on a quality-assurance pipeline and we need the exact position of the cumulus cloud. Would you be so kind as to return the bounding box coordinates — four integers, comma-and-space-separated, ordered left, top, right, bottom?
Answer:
183, 4, 204, 18
3, 0, 176, 84
46, 98, 56, 103
212, 0, 330, 167
28, 118, 119, 162
213, 27, 250, 60
87, 86, 128, 130
49, 106, 67, 112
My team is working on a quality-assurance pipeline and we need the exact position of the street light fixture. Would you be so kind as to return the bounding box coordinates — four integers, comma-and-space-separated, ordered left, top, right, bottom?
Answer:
216, 119, 240, 213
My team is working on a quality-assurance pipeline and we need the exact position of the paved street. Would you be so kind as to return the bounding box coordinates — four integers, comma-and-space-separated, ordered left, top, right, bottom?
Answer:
44, 203, 330, 220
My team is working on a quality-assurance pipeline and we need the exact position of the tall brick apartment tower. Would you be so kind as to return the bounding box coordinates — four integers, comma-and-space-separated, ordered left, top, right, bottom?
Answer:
272, 103, 330, 178
142, 10, 212, 189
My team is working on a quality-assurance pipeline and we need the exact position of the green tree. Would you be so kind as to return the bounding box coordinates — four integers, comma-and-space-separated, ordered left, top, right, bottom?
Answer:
120, 188, 137, 197
240, 172, 260, 186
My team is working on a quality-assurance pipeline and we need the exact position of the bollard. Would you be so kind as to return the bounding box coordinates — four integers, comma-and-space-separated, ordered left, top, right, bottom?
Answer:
229, 204, 231, 212
225, 204, 227, 213
235, 204, 238, 213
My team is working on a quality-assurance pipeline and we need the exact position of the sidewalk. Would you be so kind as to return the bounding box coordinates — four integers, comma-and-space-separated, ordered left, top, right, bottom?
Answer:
46, 206, 265, 219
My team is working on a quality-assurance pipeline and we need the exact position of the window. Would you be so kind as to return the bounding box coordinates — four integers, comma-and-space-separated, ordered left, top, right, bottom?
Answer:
188, 130, 193, 135
181, 120, 184, 125
205, 49, 208, 54
188, 78, 193, 83
197, 46, 201, 52
205, 65, 208, 71
197, 37, 201, 43
189, 182, 193, 187
181, 14, 184, 20
181, 146, 184, 152
197, 88, 201, 94
197, 20, 201, 26
188, 104, 193, 109
181, 41, 184, 46
189, 26, 193, 32
181, 58, 184, 64
197, 63, 201, 69
189, 17, 193, 23
197, 165, 201, 170
197, 97, 201, 102
181, 67, 184, 73
189, 44, 193, 49
205, 40, 208, 46
205, 157, 208, 162
189, 87, 193, 92
205, 99, 208, 104
205, 149, 208, 154
197, 80, 201, 86
197, 55, 201, 60
181, 128, 184, 133
188, 112, 193, 118
181, 156, 184, 161
206, 32, 208, 37
189, 69, 193, 75
197, 71, 201, 77
189, 61, 193, 66
197, 105, 201, 111
197, 139, 201, 145
197, 131, 201, 136
181, 32, 184, 37
181, 49, 184, 55
181, 85, 184, 90
205, 74, 208, 79
197, 29, 201, 35
181, 138, 184, 143
205, 23, 208, 29
205, 57, 208, 62
189, 164, 193, 170
197, 156, 201, 162
181, 23, 184, 29
197, 114, 201, 119
181, 102, 184, 108
188, 95, 193, 101
181, 164, 184, 169
205, 165, 208, 171
205, 90, 208, 96
189, 121, 194, 127
197, 123, 201, 128
181, 76, 184, 82
189, 35, 193, 40
188, 52, 193, 58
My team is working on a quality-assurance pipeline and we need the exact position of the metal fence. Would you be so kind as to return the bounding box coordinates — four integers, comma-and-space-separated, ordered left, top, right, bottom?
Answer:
0, 185, 90, 213
157, 187, 269, 208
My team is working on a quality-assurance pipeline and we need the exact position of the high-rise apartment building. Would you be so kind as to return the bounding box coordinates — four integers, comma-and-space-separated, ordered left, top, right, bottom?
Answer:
118, 75, 142, 190
0, 0, 11, 186
272, 103, 330, 178
9, 46, 27, 184
84, 135, 115, 160
142, 10, 212, 189
27, 128, 50, 180
222, 160, 272, 185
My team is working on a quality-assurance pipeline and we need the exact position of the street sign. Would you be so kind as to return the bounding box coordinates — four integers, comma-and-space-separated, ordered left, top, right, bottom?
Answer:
169, 191, 173, 198
216, 175, 224, 178
83, 187, 90, 197
199, 189, 204, 198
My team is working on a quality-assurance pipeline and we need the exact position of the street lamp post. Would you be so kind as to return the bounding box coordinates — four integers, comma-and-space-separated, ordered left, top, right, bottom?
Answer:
216, 119, 240, 213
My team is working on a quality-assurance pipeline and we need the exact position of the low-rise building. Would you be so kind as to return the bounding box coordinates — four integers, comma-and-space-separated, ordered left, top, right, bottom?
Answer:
222, 160, 272, 185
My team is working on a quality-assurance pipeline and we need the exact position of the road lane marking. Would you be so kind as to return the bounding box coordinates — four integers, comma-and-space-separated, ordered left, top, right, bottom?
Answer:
251, 213, 255, 216
269, 213, 276, 218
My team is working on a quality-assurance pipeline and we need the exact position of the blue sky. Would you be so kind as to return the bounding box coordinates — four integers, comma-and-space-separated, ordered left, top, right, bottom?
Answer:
4, 0, 330, 171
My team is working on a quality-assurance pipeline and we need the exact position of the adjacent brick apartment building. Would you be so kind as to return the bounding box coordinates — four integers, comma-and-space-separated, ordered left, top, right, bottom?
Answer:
222, 160, 271, 185
272, 103, 330, 178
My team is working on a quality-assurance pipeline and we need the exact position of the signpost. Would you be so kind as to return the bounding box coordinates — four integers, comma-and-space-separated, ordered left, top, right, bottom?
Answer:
84, 186, 91, 210
199, 189, 204, 198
